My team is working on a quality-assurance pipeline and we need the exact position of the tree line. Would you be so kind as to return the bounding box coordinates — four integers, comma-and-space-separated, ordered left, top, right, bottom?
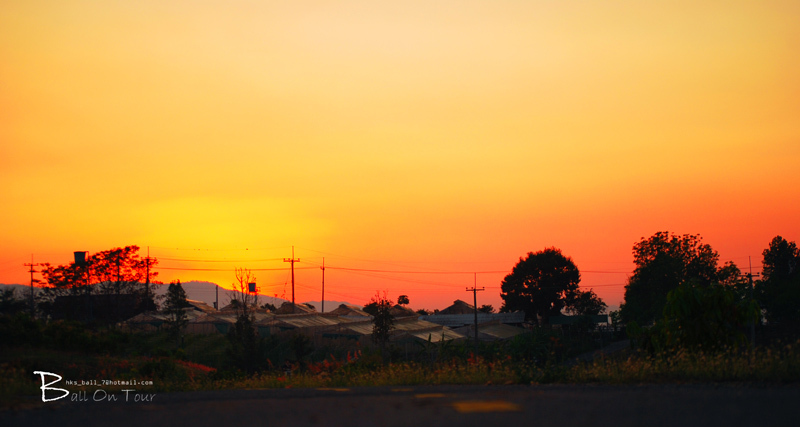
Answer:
497, 231, 800, 349
0, 246, 159, 323
5, 234, 798, 349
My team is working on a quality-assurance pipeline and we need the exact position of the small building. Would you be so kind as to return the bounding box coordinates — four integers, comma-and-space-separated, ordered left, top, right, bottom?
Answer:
185, 299, 217, 314
328, 303, 372, 321
438, 299, 476, 315
258, 313, 350, 336
124, 309, 206, 332
391, 317, 465, 343
453, 321, 529, 342
274, 302, 317, 315
320, 317, 464, 344
389, 304, 418, 318
329, 303, 371, 317
186, 312, 274, 335
421, 311, 526, 328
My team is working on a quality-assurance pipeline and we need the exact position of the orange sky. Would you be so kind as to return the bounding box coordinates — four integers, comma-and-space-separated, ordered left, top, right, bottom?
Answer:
2, 1, 799, 311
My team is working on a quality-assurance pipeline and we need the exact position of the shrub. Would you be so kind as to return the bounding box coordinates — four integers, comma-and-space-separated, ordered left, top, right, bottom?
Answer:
631, 281, 759, 352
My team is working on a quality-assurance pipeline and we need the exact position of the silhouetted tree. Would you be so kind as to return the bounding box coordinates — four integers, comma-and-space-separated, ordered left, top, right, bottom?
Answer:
565, 289, 607, 316
226, 268, 266, 371
367, 292, 394, 354
500, 248, 581, 325
397, 295, 409, 306
41, 246, 156, 294
163, 280, 189, 346
762, 236, 799, 282
478, 304, 495, 314
39, 246, 157, 322
718, 261, 745, 287
756, 236, 800, 328
228, 268, 257, 318
362, 301, 378, 316
620, 232, 721, 325
631, 281, 759, 352
227, 311, 260, 373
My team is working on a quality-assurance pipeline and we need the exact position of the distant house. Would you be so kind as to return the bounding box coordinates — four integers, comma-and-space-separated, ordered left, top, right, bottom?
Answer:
187, 312, 274, 335
124, 309, 207, 332
389, 304, 418, 318
329, 304, 371, 319
390, 317, 465, 343
453, 321, 528, 341
321, 317, 464, 344
218, 301, 270, 314
259, 313, 347, 336
422, 301, 525, 328
322, 319, 374, 340
185, 299, 217, 314
274, 302, 317, 314
438, 299, 477, 315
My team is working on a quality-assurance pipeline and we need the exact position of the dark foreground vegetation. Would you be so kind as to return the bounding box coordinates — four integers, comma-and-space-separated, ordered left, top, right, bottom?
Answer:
3, 311, 800, 409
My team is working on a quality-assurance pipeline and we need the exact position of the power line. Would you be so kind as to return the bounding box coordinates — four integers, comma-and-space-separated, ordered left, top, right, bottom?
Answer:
159, 257, 284, 263
323, 266, 508, 274
149, 245, 290, 252
155, 266, 317, 272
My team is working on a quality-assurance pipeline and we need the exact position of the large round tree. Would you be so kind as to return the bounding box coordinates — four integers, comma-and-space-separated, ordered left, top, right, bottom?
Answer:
500, 247, 581, 325
756, 236, 800, 327
620, 231, 721, 326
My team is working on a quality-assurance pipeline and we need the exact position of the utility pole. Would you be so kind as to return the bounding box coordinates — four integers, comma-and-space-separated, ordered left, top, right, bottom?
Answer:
23, 255, 42, 317
144, 247, 153, 307
321, 257, 325, 313
740, 256, 760, 347
466, 273, 484, 355
283, 246, 299, 309
74, 251, 91, 321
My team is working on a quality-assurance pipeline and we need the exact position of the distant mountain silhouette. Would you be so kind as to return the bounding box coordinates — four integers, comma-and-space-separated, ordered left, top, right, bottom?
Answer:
1, 282, 357, 312
151, 281, 355, 312
151, 281, 289, 309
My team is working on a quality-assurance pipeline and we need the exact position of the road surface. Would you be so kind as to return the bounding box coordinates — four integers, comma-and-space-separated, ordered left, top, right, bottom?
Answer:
4, 384, 799, 427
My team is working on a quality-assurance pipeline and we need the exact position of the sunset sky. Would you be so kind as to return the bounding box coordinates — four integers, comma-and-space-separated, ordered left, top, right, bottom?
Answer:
2, 1, 799, 311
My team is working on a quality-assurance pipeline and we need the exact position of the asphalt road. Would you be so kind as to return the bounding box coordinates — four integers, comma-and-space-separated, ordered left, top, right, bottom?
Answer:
4, 384, 800, 427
